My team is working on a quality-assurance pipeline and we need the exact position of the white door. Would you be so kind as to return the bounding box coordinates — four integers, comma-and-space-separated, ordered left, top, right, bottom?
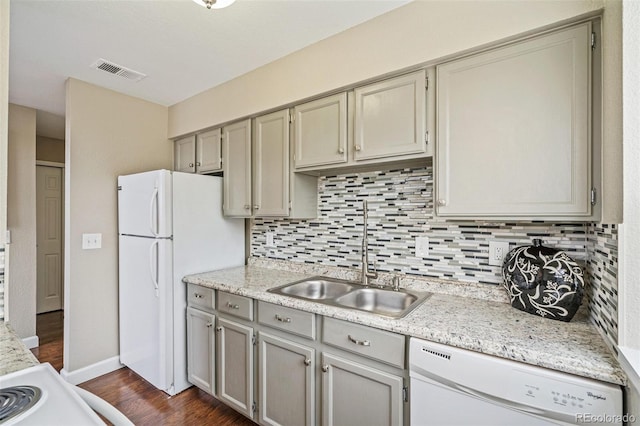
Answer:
118, 235, 173, 393
117, 170, 172, 238
36, 166, 64, 313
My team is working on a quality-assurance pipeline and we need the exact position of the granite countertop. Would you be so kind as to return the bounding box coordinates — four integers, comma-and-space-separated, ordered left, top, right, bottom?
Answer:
0, 322, 39, 376
184, 259, 626, 386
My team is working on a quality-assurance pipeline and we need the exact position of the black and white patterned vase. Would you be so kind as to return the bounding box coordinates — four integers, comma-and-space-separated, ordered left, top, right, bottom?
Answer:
501, 239, 584, 322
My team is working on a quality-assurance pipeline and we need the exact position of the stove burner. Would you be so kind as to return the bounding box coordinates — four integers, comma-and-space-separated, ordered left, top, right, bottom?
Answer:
0, 386, 42, 424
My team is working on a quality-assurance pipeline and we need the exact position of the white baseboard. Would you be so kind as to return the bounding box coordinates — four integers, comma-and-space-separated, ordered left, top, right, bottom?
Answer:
22, 335, 39, 349
60, 356, 123, 385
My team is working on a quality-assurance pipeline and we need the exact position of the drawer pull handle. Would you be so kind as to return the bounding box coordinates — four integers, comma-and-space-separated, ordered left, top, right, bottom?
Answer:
322, 365, 329, 373
304, 359, 311, 366
226, 302, 240, 310
194, 293, 204, 299
275, 314, 291, 323
206, 322, 213, 328
216, 326, 222, 332
348, 335, 371, 347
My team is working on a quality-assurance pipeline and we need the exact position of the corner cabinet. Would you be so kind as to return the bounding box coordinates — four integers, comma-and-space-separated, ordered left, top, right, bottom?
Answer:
436, 22, 594, 219
174, 129, 223, 174
223, 112, 318, 219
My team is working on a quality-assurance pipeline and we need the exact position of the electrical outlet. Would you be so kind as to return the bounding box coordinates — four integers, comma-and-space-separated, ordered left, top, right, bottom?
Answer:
415, 236, 429, 257
82, 233, 102, 250
266, 232, 275, 248
489, 241, 510, 266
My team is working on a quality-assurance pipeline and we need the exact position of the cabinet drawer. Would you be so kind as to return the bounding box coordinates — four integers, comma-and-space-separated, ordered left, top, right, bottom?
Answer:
322, 317, 405, 368
217, 292, 253, 320
187, 284, 215, 312
257, 301, 316, 340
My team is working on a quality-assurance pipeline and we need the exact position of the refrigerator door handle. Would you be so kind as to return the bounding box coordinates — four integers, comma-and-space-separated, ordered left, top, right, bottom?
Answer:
149, 240, 159, 297
149, 187, 159, 237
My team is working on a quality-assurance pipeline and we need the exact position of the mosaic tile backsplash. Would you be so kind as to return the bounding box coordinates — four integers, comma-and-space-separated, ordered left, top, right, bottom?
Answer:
250, 166, 618, 350
251, 167, 588, 286
586, 224, 618, 354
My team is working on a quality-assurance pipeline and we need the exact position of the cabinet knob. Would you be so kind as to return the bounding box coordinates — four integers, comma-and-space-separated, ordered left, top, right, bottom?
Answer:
206, 322, 213, 328
216, 326, 222, 332
253, 205, 260, 210
196, 162, 201, 166
304, 359, 311, 366
188, 163, 194, 168
275, 314, 291, 323
354, 145, 362, 151
338, 147, 344, 154
244, 204, 251, 210
194, 293, 204, 299
226, 302, 240, 310
322, 365, 329, 373
437, 199, 447, 206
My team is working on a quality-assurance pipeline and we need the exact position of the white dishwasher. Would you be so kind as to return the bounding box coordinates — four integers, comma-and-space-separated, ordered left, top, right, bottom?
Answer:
409, 338, 623, 426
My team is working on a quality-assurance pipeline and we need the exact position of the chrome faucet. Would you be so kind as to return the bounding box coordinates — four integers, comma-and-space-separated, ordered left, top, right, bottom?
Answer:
361, 200, 378, 286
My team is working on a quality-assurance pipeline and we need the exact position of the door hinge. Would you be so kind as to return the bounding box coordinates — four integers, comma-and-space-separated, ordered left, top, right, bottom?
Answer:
425, 75, 429, 91
591, 187, 597, 205
289, 113, 294, 123
403, 386, 408, 402
252, 402, 257, 413
591, 32, 596, 50
252, 334, 258, 346
425, 130, 430, 144
117, 185, 122, 191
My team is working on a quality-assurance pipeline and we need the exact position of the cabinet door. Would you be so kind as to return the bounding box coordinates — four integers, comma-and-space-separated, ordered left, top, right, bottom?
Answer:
196, 128, 222, 174
186, 307, 215, 395
222, 119, 252, 217
258, 332, 315, 426
216, 316, 254, 419
293, 93, 348, 170
253, 109, 289, 216
321, 353, 403, 426
353, 70, 426, 161
436, 23, 591, 218
174, 135, 196, 173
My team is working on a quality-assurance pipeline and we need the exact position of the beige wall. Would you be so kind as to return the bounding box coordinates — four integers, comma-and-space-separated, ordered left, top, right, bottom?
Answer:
7, 104, 37, 338
168, 0, 621, 223
36, 136, 65, 163
64, 79, 172, 372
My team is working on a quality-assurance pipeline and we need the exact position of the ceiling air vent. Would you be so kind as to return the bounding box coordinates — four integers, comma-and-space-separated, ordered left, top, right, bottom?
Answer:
90, 59, 146, 82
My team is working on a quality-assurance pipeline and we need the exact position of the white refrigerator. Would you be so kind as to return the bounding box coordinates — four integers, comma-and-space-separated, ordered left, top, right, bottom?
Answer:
117, 170, 244, 395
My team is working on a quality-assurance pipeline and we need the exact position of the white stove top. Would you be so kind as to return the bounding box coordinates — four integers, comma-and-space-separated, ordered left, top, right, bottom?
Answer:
0, 363, 103, 425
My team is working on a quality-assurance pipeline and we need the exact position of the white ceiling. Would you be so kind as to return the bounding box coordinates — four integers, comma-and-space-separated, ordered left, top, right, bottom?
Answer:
9, 0, 411, 139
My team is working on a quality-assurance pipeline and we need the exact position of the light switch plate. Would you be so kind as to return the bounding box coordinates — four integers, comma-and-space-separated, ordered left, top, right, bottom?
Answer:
265, 232, 275, 248
82, 233, 102, 250
415, 236, 429, 257
489, 241, 510, 266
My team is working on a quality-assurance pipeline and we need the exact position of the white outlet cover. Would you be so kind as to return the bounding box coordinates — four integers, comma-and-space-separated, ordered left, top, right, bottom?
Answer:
415, 236, 429, 257
82, 233, 102, 250
266, 232, 275, 248
489, 241, 510, 266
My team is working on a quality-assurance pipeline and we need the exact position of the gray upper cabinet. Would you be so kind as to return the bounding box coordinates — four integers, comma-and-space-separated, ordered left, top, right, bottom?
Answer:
354, 70, 428, 162
293, 93, 348, 170
196, 128, 222, 174
174, 135, 196, 173
175, 131, 222, 174
436, 22, 592, 219
253, 109, 290, 217
222, 119, 252, 217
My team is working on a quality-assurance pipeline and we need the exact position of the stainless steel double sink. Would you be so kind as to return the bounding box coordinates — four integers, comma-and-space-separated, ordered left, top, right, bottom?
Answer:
268, 276, 430, 319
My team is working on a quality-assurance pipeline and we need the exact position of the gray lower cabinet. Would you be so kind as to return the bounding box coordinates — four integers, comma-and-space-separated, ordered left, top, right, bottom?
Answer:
216, 316, 255, 419
186, 307, 215, 395
321, 352, 403, 426
258, 331, 315, 426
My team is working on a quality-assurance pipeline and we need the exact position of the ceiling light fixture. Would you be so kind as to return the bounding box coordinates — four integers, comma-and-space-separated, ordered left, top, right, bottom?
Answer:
192, 0, 236, 9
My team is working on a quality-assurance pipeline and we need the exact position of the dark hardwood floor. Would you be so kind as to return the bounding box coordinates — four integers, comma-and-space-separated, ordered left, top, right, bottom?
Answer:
31, 310, 255, 425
